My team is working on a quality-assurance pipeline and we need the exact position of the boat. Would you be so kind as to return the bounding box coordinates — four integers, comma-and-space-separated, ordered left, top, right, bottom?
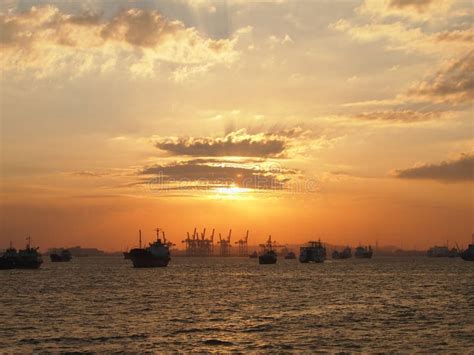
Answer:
0, 238, 43, 269
249, 251, 258, 258
285, 251, 296, 259
332, 246, 352, 259
0, 243, 17, 270
427, 246, 449, 257
355, 245, 373, 259
123, 251, 131, 260
129, 229, 171, 268
299, 240, 326, 263
258, 235, 277, 264
460, 235, 474, 261
448, 248, 459, 258
50, 249, 72, 262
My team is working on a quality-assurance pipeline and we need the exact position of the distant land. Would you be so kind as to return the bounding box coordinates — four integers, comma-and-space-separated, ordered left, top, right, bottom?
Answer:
17, 244, 433, 257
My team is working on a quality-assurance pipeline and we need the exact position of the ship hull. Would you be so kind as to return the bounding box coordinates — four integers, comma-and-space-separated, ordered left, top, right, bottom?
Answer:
259, 255, 277, 264
15, 261, 43, 269
129, 249, 170, 268
50, 254, 72, 262
0, 258, 16, 269
355, 253, 373, 259
460, 253, 474, 261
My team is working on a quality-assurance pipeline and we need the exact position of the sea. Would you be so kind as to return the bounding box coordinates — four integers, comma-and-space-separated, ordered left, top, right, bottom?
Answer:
1, 256, 473, 352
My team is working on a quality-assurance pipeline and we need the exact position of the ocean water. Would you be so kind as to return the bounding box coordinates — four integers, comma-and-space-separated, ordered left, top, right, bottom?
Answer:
0, 256, 473, 352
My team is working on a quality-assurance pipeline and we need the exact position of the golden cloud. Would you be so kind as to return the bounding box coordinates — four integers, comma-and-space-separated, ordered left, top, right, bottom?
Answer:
0, 5, 240, 79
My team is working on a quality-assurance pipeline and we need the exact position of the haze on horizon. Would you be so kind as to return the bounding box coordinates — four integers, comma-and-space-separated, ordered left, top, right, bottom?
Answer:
1, 0, 473, 251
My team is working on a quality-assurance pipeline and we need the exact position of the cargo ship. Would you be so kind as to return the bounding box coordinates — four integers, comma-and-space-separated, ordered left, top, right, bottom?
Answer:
299, 240, 326, 263
258, 235, 277, 264
50, 249, 72, 262
129, 229, 171, 268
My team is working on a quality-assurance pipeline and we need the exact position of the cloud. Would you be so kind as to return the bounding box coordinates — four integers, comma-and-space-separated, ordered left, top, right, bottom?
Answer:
69, 170, 105, 177
394, 153, 474, 182
355, 110, 443, 122
141, 159, 296, 190
358, 0, 454, 21
154, 129, 293, 158
329, 19, 471, 55
407, 51, 474, 104
0, 5, 240, 79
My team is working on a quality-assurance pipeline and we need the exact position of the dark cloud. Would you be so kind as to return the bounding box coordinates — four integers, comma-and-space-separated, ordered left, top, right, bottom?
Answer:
141, 159, 296, 190
355, 110, 442, 122
388, 0, 436, 12
407, 51, 474, 104
394, 154, 474, 182
100, 8, 184, 47
155, 130, 289, 158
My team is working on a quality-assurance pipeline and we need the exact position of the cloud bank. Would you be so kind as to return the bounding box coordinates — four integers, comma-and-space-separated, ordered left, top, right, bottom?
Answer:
0, 5, 240, 79
394, 154, 474, 182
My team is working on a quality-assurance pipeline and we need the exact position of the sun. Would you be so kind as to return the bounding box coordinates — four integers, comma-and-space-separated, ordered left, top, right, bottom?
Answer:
214, 186, 251, 195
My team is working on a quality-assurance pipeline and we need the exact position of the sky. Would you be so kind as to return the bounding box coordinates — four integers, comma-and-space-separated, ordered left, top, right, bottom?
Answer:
1, 0, 473, 251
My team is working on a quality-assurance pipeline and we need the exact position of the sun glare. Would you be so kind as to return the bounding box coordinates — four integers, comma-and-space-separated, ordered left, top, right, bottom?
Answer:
214, 186, 251, 195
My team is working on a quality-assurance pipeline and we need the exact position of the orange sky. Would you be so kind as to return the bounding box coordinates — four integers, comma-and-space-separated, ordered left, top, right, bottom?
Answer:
1, 0, 473, 251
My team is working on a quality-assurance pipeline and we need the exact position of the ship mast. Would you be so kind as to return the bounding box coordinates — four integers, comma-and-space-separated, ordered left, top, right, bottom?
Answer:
139, 230, 142, 249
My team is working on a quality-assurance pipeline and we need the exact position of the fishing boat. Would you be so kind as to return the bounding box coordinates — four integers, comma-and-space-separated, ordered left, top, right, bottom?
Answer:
50, 249, 72, 262
355, 245, 373, 259
299, 240, 326, 263
249, 251, 258, 258
123, 251, 131, 260
0, 238, 43, 269
258, 235, 277, 264
129, 229, 171, 268
332, 246, 352, 259
285, 251, 296, 259
0, 242, 17, 270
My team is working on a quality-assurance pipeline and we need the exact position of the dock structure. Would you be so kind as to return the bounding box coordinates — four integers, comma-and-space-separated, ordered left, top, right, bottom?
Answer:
235, 230, 249, 256
182, 227, 214, 256
218, 229, 232, 256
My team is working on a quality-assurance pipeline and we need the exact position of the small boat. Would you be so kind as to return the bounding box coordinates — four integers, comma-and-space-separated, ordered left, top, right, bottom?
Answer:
460, 236, 474, 261
284, 251, 296, 259
249, 251, 258, 259
299, 240, 326, 263
258, 235, 277, 264
123, 251, 131, 260
427, 246, 449, 257
355, 245, 373, 259
129, 229, 171, 268
50, 249, 72, 262
332, 246, 352, 259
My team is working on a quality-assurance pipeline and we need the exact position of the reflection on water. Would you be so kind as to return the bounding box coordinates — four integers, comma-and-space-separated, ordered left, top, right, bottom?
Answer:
0, 257, 473, 352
